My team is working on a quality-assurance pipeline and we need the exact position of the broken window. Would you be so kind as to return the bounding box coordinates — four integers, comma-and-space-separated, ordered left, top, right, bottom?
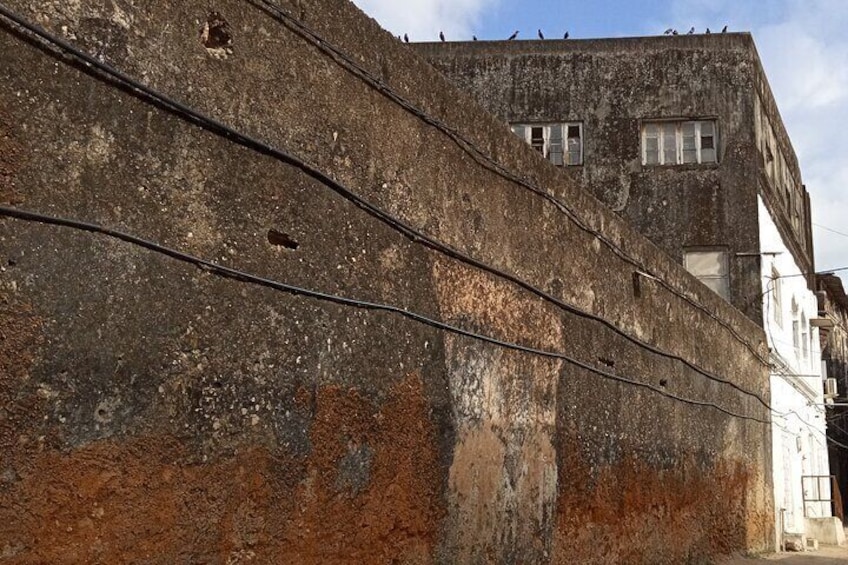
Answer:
530, 126, 545, 154
700, 121, 716, 163
510, 122, 583, 167
641, 119, 718, 165
684, 249, 729, 300
566, 124, 582, 165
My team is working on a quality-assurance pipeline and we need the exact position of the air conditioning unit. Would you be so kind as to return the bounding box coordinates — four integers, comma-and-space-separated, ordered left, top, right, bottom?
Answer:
825, 378, 838, 399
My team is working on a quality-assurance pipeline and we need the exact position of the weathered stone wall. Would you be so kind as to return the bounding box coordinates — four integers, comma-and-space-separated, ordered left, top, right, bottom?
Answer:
413, 35, 815, 323
1, 1, 772, 562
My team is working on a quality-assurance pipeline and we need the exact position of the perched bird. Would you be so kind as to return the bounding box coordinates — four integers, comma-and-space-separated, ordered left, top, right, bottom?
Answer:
687, 26, 695, 34
439, 31, 445, 41
563, 31, 569, 39
538, 29, 544, 40
663, 28, 673, 35
473, 35, 478, 41
672, 29, 678, 35
403, 33, 409, 43
508, 30, 519, 40
705, 28, 711, 34
722, 25, 728, 33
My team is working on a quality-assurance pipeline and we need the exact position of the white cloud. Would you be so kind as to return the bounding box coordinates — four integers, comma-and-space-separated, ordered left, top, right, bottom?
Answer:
350, 0, 495, 42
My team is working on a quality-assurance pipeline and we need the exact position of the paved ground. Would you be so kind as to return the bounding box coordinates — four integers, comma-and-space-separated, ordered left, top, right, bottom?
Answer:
720, 545, 848, 564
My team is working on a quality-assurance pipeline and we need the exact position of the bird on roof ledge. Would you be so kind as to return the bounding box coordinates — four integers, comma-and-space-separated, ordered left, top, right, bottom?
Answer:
508, 30, 519, 40
538, 29, 544, 39
687, 26, 695, 34
722, 25, 728, 32
563, 31, 569, 39
439, 31, 445, 41
663, 28, 673, 35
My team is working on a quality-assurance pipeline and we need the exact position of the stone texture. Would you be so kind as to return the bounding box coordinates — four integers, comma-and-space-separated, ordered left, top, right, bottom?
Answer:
0, 0, 772, 561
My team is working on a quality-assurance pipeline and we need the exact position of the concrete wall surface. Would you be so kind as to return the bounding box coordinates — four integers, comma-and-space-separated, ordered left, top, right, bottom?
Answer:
413, 37, 816, 324
805, 518, 846, 546
0, 0, 773, 562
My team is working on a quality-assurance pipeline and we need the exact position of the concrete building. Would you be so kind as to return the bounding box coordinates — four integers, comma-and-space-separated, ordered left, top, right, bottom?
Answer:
817, 274, 848, 522
414, 34, 833, 546
1, 2, 774, 562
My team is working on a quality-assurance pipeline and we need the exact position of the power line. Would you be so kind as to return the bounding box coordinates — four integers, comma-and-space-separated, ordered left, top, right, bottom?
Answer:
814, 223, 848, 240
775, 266, 848, 279
0, 4, 773, 409
0, 205, 770, 424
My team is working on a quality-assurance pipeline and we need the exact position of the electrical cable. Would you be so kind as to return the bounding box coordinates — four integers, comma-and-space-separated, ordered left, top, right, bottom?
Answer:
826, 434, 848, 451
814, 223, 848, 240
0, 4, 773, 409
244, 0, 770, 368
776, 266, 848, 279
0, 204, 770, 424
821, 411, 848, 452
826, 417, 848, 440
762, 275, 834, 424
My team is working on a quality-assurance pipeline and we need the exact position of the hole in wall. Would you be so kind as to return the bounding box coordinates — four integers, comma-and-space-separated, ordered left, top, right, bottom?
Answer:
200, 12, 233, 59
268, 229, 299, 250
598, 357, 615, 368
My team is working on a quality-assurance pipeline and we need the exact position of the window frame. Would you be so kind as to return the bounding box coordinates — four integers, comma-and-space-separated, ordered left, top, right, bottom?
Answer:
792, 298, 801, 360
771, 266, 783, 328
641, 119, 719, 166
511, 122, 584, 167
683, 248, 730, 301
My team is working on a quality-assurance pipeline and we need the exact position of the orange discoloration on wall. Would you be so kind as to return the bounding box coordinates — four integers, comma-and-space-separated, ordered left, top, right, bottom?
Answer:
552, 431, 772, 564
0, 374, 443, 563
431, 258, 563, 349
280, 374, 444, 564
0, 297, 45, 460
1, 436, 297, 562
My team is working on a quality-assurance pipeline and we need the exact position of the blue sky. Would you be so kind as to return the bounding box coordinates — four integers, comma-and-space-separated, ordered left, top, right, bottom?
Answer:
352, 0, 848, 283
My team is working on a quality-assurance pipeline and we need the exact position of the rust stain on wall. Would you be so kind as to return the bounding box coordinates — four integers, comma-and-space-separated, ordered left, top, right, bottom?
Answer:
0, 374, 443, 563
552, 431, 772, 564
0, 297, 45, 463
280, 373, 444, 564
0, 436, 295, 562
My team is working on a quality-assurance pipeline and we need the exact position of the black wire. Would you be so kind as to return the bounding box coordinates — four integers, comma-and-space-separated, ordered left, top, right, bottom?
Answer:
0, 4, 770, 408
827, 434, 848, 451
0, 205, 770, 424
823, 410, 848, 452
777, 266, 848, 279
244, 0, 770, 368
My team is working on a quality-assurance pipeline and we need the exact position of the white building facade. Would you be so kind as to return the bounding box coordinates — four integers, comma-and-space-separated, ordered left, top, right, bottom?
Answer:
759, 196, 831, 542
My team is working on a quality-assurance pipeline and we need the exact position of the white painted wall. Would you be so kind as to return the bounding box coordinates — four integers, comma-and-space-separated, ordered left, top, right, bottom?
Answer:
758, 195, 830, 539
